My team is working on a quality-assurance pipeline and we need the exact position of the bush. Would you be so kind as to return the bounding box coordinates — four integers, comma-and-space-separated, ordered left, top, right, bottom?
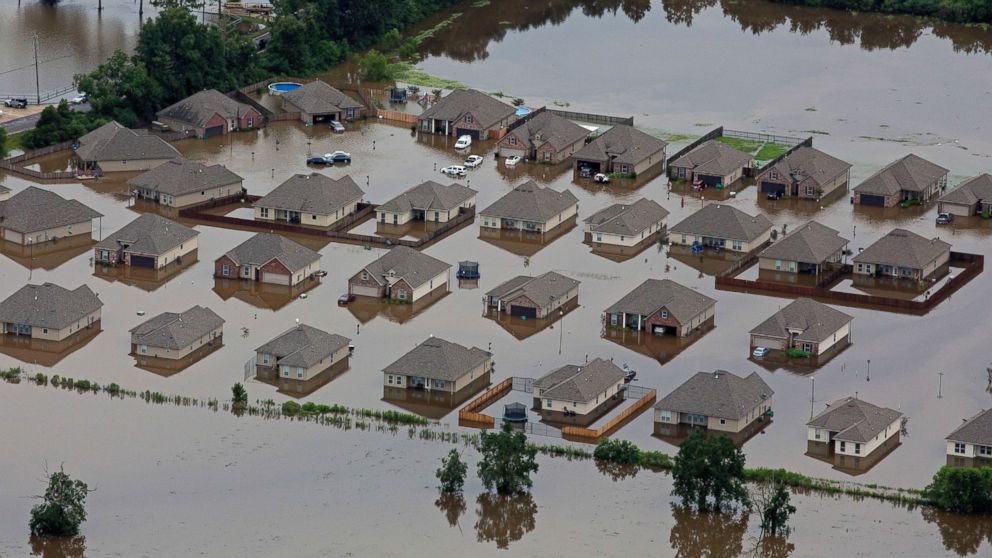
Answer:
981, 210, 990, 220
924, 466, 992, 513
784, 348, 810, 359
381, 28, 403, 51
282, 401, 301, 416
29, 466, 90, 537
361, 50, 392, 81
594, 439, 641, 464
436, 449, 468, 493
399, 37, 419, 58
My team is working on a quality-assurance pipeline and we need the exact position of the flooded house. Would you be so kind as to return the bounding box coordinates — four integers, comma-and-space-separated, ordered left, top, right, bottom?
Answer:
94, 213, 198, 269
215, 233, 321, 286
603, 278, 715, 337
496, 107, 589, 163
130, 305, 224, 361
0, 185, 9, 202
852, 229, 950, 281
417, 88, 516, 139
376, 180, 477, 226
668, 140, 753, 187
128, 159, 244, 208
0, 282, 102, 341
668, 203, 773, 252
852, 154, 949, 207
757, 221, 849, 276
156, 89, 262, 138
255, 323, 351, 384
531, 358, 627, 425
572, 124, 667, 177
749, 297, 852, 357
479, 181, 578, 235
937, 173, 992, 217
348, 246, 450, 303
945, 408, 992, 468
0, 186, 102, 246
755, 146, 852, 199
485, 271, 579, 319
583, 198, 668, 248
653, 370, 774, 443
281, 80, 364, 124
254, 173, 364, 228
382, 336, 492, 397
806, 397, 902, 473
73, 120, 181, 172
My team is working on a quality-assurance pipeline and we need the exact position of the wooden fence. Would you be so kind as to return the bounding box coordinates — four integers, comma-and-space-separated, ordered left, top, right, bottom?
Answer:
458, 377, 514, 428
267, 111, 302, 122
0, 141, 77, 182
376, 109, 418, 124
561, 387, 657, 443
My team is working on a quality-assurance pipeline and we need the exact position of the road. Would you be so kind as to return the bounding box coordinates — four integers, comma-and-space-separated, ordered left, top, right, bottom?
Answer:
0, 102, 90, 134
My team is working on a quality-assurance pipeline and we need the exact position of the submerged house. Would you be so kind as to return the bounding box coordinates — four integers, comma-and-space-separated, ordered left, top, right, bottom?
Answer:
128, 159, 244, 208
0, 283, 102, 341
255, 323, 351, 382
755, 146, 851, 199
584, 198, 668, 248
853, 154, 949, 207
852, 229, 950, 281
74, 121, 181, 172
669, 204, 773, 252
946, 408, 992, 468
496, 108, 589, 163
348, 246, 450, 303
156, 89, 262, 138
214, 233, 321, 286
532, 358, 627, 424
749, 298, 853, 357
376, 180, 477, 226
807, 397, 902, 469
479, 181, 578, 234
757, 221, 849, 275
572, 124, 667, 176
94, 214, 198, 269
417, 89, 516, 139
130, 305, 224, 361
654, 370, 774, 439
383, 336, 492, 393
281, 80, 364, 125
485, 271, 580, 319
668, 140, 753, 187
0, 186, 102, 246
254, 173, 364, 228
604, 279, 715, 337
937, 174, 992, 217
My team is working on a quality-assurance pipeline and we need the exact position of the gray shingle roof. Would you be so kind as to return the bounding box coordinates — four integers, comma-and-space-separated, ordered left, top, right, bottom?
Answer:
534, 358, 626, 404
383, 336, 490, 382
854, 154, 949, 196
0, 185, 10, 195
938, 174, 992, 207
572, 124, 667, 166
505, 110, 589, 153
156, 89, 256, 127
127, 158, 243, 197
669, 203, 773, 242
807, 397, 902, 443
486, 271, 579, 308
377, 180, 476, 214
584, 198, 668, 236
852, 228, 951, 270
129, 305, 224, 350
758, 146, 851, 187
946, 409, 992, 446
282, 80, 363, 114
670, 140, 753, 177
655, 370, 773, 421
0, 186, 103, 234
418, 89, 515, 130
360, 246, 451, 290
95, 213, 198, 257
749, 297, 852, 344
222, 233, 320, 273
74, 121, 181, 162
255, 324, 351, 369
604, 279, 715, 322
479, 181, 578, 223
758, 221, 848, 264
255, 173, 364, 216
0, 282, 102, 330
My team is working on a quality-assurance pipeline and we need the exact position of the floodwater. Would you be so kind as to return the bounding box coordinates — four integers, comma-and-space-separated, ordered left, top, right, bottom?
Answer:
2, 0, 992, 555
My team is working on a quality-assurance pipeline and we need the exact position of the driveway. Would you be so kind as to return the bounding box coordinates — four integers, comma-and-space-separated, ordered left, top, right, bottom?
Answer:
0, 102, 91, 133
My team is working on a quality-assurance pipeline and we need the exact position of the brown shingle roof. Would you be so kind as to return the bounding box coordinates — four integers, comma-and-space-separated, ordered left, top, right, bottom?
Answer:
222, 233, 320, 273
486, 271, 579, 308
670, 140, 752, 177
852, 228, 950, 270
758, 146, 851, 188
377, 180, 476, 214
854, 154, 949, 196
808, 397, 902, 443
383, 336, 490, 382
655, 370, 773, 421
584, 198, 668, 236
506, 110, 589, 153
255, 324, 351, 369
480, 181, 577, 223
418, 89, 515, 130
255, 173, 364, 216
938, 174, 992, 207
282, 80, 362, 114
758, 221, 848, 264
129, 305, 224, 350
156, 89, 256, 128
604, 279, 715, 323
95, 213, 198, 257
0, 186, 102, 234
946, 409, 992, 446
669, 203, 773, 243
74, 121, 181, 162
749, 298, 852, 344
0, 283, 103, 330
533, 358, 626, 404
127, 158, 243, 197
572, 124, 667, 167
360, 246, 451, 290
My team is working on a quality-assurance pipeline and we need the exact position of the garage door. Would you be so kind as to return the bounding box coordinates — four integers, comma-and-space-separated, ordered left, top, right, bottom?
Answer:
859, 194, 885, 207
510, 305, 537, 319
203, 125, 225, 138
761, 182, 786, 195
262, 272, 290, 285
941, 203, 971, 217
455, 128, 481, 140
698, 174, 723, 187
350, 284, 380, 298
652, 324, 673, 335
499, 147, 526, 159
130, 255, 156, 268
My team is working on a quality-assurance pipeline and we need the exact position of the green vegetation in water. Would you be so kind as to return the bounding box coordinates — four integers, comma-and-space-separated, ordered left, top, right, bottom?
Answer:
900, 198, 922, 208
471, 0, 490, 6
924, 466, 992, 513
436, 449, 468, 493
805, 106, 817, 112
766, 0, 991, 24
802, 129, 830, 135
390, 62, 466, 90
30, 466, 91, 537
477, 422, 539, 495
672, 430, 750, 512
411, 13, 463, 46
784, 348, 811, 359
648, 130, 694, 143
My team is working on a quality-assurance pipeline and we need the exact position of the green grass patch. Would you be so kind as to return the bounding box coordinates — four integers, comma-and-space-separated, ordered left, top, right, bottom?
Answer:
754, 143, 789, 161
411, 13, 462, 45
715, 135, 764, 153
390, 62, 466, 90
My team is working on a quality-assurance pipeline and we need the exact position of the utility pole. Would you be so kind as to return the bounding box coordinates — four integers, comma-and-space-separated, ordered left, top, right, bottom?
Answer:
33, 33, 40, 106
938, 371, 944, 398
809, 376, 815, 419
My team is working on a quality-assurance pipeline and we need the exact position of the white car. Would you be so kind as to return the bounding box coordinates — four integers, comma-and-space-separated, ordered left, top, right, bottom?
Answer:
504, 155, 521, 167
594, 173, 610, 184
752, 347, 770, 358
441, 165, 467, 177
453, 135, 472, 149
464, 155, 483, 168
70, 93, 86, 105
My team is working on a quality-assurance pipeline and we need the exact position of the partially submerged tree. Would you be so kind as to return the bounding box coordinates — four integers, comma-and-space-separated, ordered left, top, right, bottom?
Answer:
436, 449, 468, 493
924, 466, 992, 514
477, 422, 538, 495
231, 382, 248, 413
754, 482, 796, 536
29, 465, 91, 537
671, 429, 749, 512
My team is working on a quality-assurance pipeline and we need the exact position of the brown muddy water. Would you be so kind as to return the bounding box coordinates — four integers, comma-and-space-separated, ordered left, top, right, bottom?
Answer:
2, 0, 992, 555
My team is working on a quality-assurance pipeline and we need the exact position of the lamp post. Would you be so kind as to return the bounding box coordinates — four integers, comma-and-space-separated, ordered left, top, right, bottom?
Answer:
938, 371, 944, 399
558, 308, 564, 355
866, 359, 871, 382
809, 375, 815, 419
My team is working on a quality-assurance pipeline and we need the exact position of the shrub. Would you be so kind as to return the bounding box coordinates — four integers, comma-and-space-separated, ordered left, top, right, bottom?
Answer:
924, 466, 992, 513
361, 50, 392, 81
594, 439, 642, 464
29, 466, 90, 537
34, 373, 48, 386
282, 401, 301, 416
981, 210, 990, 220
785, 348, 810, 359
436, 449, 468, 493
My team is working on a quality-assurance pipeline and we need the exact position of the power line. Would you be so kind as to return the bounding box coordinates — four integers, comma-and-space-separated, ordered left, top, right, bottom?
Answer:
0, 52, 78, 77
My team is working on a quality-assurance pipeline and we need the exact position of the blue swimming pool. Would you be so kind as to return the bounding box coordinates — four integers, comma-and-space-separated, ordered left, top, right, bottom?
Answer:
268, 82, 303, 96
515, 106, 530, 116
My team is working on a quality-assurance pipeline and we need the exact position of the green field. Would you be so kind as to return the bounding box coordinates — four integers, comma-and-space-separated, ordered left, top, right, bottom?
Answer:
716, 135, 790, 162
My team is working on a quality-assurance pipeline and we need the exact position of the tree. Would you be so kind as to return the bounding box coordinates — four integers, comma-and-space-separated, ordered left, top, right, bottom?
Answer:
29, 466, 91, 537
20, 101, 105, 150
75, 50, 162, 126
924, 466, 992, 514
381, 28, 403, 51
231, 382, 248, 412
755, 482, 796, 536
671, 429, 749, 512
477, 422, 538, 495
436, 449, 468, 493
361, 50, 392, 81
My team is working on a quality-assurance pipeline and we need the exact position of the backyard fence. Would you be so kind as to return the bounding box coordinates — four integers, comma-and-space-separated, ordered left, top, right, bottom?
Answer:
666, 126, 724, 169
545, 108, 633, 127
561, 386, 656, 443
457, 377, 514, 428
0, 141, 77, 182
375, 109, 418, 124
723, 129, 806, 147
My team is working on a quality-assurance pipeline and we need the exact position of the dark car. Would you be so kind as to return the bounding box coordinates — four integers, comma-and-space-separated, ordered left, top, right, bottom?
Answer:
337, 293, 355, 306
766, 191, 782, 200
4, 98, 28, 109
306, 155, 329, 165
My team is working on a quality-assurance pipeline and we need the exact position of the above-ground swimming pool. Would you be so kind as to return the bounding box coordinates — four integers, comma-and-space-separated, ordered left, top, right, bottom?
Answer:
268, 82, 302, 96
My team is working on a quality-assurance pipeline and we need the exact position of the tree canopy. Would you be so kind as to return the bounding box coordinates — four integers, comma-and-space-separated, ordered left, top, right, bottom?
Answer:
924, 466, 992, 514
477, 422, 539, 495
20, 101, 105, 150
671, 429, 749, 512
29, 466, 91, 537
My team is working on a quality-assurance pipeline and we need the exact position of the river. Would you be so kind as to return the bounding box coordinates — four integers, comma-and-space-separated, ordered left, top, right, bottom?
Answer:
1, 0, 992, 556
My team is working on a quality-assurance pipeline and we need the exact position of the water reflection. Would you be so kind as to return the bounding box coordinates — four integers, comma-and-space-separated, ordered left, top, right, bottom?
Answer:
595, 459, 640, 481
29, 535, 86, 558
922, 507, 992, 557
212, 277, 321, 312
669, 506, 749, 558
474, 492, 538, 549
0, 325, 101, 367
0, 236, 94, 271
94, 251, 198, 292
435, 492, 468, 528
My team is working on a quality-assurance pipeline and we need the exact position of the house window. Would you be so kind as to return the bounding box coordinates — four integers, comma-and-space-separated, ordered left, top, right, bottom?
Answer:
814, 428, 822, 440
854, 443, 861, 455
67, 224, 72, 233
620, 236, 625, 242
312, 215, 318, 220
543, 151, 551, 161
262, 353, 269, 364
732, 240, 742, 251
660, 410, 672, 421
465, 114, 473, 124
347, 108, 355, 118
680, 234, 687, 244
435, 379, 446, 388
719, 418, 726, 425
856, 263, 864, 273
140, 345, 147, 354
260, 208, 269, 218
661, 310, 668, 319
397, 289, 407, 300
596, 234, 602, 242
954, 442, 966, 454
775, 259, 782, 270
979, 446, 992, 456
803, 343, 813, 353
281, 365, 289, 377
222, 264, 230, 277
42, 328, 48, 334
805, 186, 815, 196
839, 441, 846, 453
361, 271, 368, 281
678, 168, 685, 178
610, 314, 617, 326
387, 375, 393, 385
770, 171, 778, 179
297, 367, 304, 378
620, 164, 629, 174
509, 136, 516, 146
396, 376, 403, 385
247, 116, 254, 127
546, 399, 553, 408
